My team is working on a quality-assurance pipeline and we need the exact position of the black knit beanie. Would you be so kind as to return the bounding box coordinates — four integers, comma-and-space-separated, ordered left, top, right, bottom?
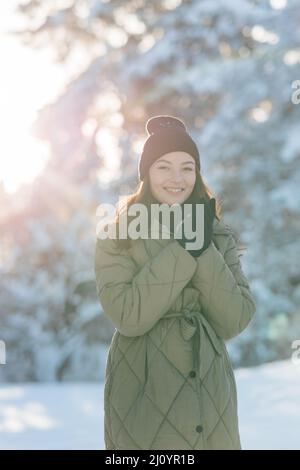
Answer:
138, 115, 200, 181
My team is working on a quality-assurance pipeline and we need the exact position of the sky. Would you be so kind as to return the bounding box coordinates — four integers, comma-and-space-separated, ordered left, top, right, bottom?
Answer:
0, 1, 66, 193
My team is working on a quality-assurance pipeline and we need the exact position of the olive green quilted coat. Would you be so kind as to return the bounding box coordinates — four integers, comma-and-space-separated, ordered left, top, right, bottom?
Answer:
94, 217, 256, 450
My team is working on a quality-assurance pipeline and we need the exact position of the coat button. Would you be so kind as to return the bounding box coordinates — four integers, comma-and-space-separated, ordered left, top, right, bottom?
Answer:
189, 370, 196, 378
196, 425, 203, 433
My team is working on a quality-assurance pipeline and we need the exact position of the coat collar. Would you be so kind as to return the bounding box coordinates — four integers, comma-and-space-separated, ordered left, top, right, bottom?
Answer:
144, 216, 231, 253
212, 218, 232, 236
134, 193, 232, 238
146, 209, 231, 238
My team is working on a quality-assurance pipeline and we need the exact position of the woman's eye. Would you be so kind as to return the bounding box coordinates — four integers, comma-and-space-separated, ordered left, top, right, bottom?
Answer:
157, 166, 193, 171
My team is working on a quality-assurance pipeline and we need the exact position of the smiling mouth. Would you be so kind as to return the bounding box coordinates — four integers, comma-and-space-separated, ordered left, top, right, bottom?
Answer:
164, 187, 185, 193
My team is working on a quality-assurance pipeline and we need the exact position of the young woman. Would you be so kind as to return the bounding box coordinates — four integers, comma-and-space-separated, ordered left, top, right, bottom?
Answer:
94, 115, 256, 450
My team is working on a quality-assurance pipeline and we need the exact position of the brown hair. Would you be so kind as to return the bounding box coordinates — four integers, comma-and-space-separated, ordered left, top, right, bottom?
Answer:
112, 168, 222, 251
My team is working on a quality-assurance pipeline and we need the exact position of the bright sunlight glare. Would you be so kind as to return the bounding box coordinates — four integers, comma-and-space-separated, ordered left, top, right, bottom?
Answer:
0, 3, 65, 193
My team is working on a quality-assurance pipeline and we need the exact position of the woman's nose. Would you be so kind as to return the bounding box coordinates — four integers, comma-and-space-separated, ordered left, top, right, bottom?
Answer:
169, 169, 184, 181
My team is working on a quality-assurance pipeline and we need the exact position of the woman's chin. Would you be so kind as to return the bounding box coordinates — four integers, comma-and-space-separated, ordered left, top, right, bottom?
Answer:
160, 193, 187, 205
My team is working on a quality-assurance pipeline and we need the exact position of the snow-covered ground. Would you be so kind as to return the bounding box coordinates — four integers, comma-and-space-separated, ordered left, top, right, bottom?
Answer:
0, 359, 299, 450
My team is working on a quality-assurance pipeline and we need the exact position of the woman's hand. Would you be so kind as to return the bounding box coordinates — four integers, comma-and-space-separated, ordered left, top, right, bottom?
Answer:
175, 197, 216, 257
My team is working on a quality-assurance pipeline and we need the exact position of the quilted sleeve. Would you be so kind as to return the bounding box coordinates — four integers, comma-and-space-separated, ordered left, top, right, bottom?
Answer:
94, 236, 197, 337
191, 233, 256, 340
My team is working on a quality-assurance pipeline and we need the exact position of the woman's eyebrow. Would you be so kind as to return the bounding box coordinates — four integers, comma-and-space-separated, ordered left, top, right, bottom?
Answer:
156, 159, 195, 165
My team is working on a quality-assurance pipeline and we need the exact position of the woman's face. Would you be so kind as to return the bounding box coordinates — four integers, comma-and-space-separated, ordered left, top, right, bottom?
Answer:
148, 151, 196, 205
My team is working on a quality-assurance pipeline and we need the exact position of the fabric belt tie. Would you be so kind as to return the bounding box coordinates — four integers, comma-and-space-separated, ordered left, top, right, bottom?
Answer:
163, 300, 222, 379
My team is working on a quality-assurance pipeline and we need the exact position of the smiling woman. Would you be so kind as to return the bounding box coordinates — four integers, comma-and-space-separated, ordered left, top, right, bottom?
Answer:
95, 115, 256, 450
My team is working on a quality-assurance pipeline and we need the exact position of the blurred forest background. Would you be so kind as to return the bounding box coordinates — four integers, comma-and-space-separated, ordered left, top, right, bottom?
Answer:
1, 0, 300, 383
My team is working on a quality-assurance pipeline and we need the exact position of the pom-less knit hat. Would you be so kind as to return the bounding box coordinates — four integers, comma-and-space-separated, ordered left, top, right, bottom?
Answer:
138, 115, 200, 181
